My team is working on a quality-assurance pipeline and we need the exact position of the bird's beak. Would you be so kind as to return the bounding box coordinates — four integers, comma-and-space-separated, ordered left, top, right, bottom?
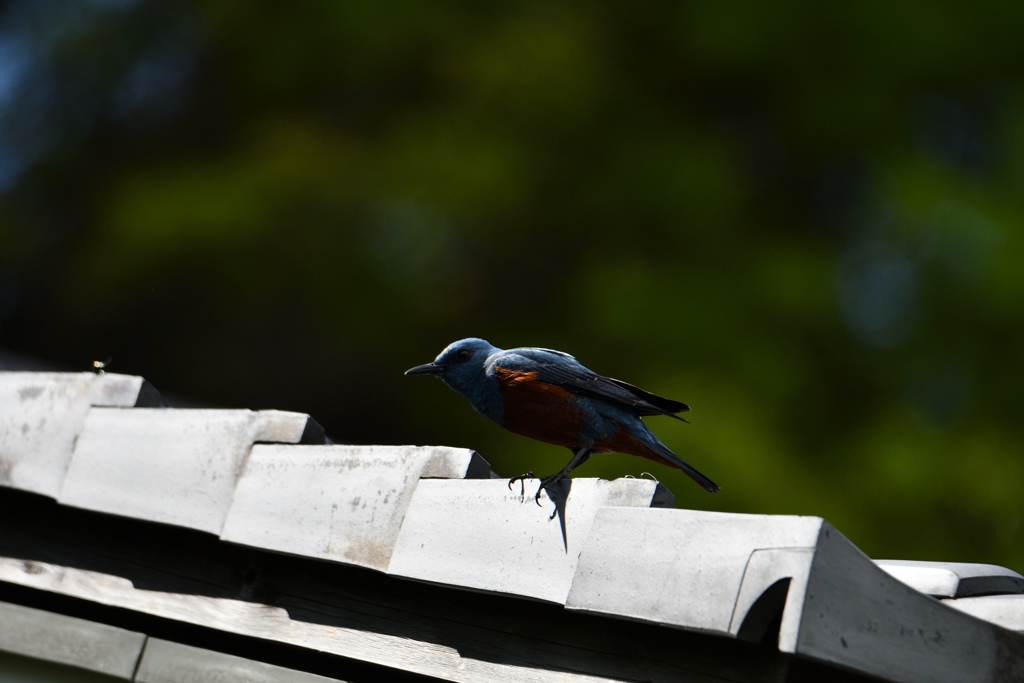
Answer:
405, 363, 443, 376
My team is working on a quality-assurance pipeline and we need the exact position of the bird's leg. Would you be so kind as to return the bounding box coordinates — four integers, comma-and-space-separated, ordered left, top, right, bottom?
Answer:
533, 447, 592, 505
507, 471, 537, 497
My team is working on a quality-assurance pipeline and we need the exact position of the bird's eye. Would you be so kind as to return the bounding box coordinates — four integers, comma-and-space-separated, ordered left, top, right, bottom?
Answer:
456, 349, 471, 362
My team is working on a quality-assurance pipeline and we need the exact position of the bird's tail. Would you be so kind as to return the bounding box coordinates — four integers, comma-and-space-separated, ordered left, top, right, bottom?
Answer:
635, 428, 719, 494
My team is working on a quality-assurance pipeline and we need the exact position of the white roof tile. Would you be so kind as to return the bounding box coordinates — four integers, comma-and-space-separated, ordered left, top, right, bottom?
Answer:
221, 444, 490, 570
875, 560, 1024, 597
0, 372, 157, 498
59, 408, 317, 534
566, 507, 823, 634
387, 477, 670, 603
943, 594, 1024, 632
795, 524, 1001, 683
3, 371, 1023, 683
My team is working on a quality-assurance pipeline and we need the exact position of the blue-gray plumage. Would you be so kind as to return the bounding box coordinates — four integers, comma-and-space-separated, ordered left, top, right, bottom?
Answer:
406, 338, 718, 500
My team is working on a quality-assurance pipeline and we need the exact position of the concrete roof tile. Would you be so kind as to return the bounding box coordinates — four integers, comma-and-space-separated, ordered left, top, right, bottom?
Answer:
221, 444, 490, 571
0, 372, 157, 498
59, 408, 319, 534
386, 477, 671, 604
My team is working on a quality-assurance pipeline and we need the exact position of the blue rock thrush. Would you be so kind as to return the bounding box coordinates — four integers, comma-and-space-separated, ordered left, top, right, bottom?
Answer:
405, 338, 718, 501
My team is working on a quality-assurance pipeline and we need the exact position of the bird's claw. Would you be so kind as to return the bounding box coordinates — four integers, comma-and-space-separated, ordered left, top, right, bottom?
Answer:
509, 473, 564, 507
533, 474, 564, 506
507, 472, 536, 497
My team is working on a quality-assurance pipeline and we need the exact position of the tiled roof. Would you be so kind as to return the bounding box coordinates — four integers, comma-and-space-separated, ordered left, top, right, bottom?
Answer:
0, 371, 1022, 682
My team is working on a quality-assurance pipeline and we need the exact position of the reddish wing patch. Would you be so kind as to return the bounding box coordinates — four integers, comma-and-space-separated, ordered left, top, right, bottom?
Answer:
495, 367, 587, 448
592, 426, 676, 469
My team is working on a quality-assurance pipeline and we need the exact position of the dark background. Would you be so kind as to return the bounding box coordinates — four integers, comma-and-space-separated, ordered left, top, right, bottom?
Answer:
1, 0, 1023, 570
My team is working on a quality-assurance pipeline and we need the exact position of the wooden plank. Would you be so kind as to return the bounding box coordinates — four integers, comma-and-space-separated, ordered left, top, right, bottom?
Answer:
0, 557, 723, 683
0, 488, 789, 683
135, 638, 347, 683
221, 445, 490, 571
0, 599, 145, 679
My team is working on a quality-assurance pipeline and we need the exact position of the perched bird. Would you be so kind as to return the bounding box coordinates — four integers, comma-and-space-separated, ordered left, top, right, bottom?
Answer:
405, 338, 718, 501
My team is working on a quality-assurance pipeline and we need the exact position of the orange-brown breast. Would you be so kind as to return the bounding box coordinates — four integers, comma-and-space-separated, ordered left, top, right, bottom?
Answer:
494, 367, 587, 448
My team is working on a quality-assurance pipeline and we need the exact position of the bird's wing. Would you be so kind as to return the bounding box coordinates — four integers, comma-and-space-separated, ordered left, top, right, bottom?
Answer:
536, 365, 690, 420
496, 349, 690, 421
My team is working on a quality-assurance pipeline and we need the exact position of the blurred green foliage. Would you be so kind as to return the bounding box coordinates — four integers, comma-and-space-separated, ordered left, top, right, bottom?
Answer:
1, 0, 1024, 568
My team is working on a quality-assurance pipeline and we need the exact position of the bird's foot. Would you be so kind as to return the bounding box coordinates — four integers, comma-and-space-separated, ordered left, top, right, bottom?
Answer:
507, 472, 536, 497
533, 473, 567, 506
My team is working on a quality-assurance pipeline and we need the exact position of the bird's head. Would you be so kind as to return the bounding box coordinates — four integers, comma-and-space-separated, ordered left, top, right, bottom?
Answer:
405, 338, 498, 396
